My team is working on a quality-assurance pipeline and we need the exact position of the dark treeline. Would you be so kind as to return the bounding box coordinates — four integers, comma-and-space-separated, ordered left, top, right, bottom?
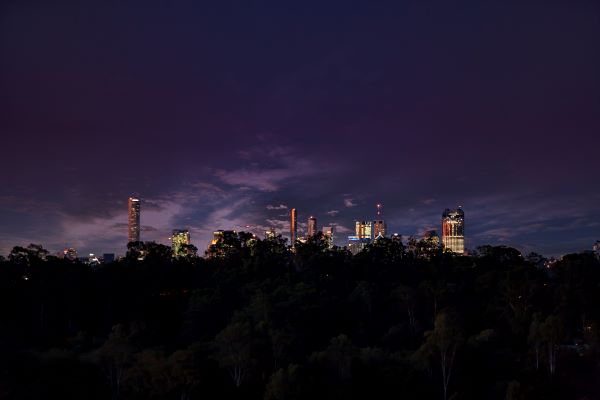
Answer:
1, 235, 600, 400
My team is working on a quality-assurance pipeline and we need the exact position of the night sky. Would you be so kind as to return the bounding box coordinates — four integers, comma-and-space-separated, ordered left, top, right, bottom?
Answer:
1, 0, 599, 257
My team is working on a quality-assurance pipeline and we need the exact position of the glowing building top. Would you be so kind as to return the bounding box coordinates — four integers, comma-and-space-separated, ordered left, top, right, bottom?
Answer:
128, 197, 140, 243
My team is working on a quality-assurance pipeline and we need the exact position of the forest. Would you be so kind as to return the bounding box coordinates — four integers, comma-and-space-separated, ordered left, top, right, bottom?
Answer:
0, 234, 599, 400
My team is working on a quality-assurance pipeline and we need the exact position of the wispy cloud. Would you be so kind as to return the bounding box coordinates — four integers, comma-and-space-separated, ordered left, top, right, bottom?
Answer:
326, 210, 340, 216
344, 198, 357, 208
266, 204, 288, 210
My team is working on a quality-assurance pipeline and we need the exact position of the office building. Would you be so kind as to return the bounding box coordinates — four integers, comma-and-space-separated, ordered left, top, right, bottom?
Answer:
373, 203, 387, 238
355, 221, 373, 240
290, 208, 298, 246
171, 229, 191, 257
128, 197, 141, 243
308, 216, 317, 237
347, 235, 370, 255
442, 207, 465, 254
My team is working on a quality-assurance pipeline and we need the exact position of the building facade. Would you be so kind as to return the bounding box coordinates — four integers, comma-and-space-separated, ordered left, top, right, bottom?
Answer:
171, 229, 191, 257
290, 208, 298, 246
442, 207, 465, 254
307, 216, 317, 237
128, 197, 141, 243
355, 221, 373, 240
373, 203, 386, 238
373, 220, 387, 239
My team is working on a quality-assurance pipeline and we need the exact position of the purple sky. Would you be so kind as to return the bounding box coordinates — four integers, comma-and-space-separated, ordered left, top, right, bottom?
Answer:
1, 0, 599, 257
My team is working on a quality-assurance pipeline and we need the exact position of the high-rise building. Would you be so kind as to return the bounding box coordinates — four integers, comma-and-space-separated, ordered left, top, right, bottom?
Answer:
307, 216, 317, 237
322, 226, 334, 248
373, 203, 387, 238
355, 221, 373, 240
171, 229, 190, 257
290, 208, 298, 246
128, 197, 141, 243
442, 207, 465, 254
593, 241, 600, 258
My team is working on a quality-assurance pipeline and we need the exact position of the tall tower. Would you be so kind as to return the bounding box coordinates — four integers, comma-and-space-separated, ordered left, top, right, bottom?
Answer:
442, 207, 465, 254
290, 208, 298, 246
307, 216, 317, 237
128, 197, 140, 243
373, 203, 387, 238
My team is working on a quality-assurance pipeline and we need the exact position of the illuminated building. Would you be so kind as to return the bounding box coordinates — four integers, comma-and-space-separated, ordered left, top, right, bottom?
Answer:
265, 228, 277, 240
171, 229, 191, 257
290, 208, 298, 246
423, 230, 440, 245
63, 248, 78, 261
373, 203, 387, 238
322, 226, 334, 248
355, 221, 373, 240
442, 207, 465, 254
391, 233, 402, 243
207, 230, 238, 258
421, 230, 441, 255
308, 216, 317, 237
347, 236, 370, 255
594, 241, 600, 258
128, 197, 141, 243
211, 230, 237, 245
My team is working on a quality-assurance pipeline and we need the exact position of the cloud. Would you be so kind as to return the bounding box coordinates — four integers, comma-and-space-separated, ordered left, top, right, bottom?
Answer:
344, 198, 357, 208
214, 145, 318, 192
326, 210, 340, 216
422, 198, 436, 205
267, 204, 288, 210
331, 223, 352, 234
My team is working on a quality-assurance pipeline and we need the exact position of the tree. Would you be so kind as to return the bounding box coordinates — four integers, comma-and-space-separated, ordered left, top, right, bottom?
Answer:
213, 321, 255, 387
311, 334, 356, 381
264, 364, 305, 400
528, 313, 544, 371
392, 284, 418, 332
90, 323, 141, 400
540, 315, 564, 376
416, 310, 464, 400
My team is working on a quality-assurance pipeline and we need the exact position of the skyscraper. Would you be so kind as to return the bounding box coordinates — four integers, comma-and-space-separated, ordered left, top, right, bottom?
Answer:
290, 208, 298, 246
128, 197, 140, 243
171, 229, 190, 257
373, 203, 386, 239
307, 216, 317, 237
442, 207, 465, 254
355, 221, 373, 240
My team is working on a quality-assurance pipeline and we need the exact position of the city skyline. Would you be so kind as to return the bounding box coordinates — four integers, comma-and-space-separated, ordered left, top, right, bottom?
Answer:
1, 1, 599, 257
